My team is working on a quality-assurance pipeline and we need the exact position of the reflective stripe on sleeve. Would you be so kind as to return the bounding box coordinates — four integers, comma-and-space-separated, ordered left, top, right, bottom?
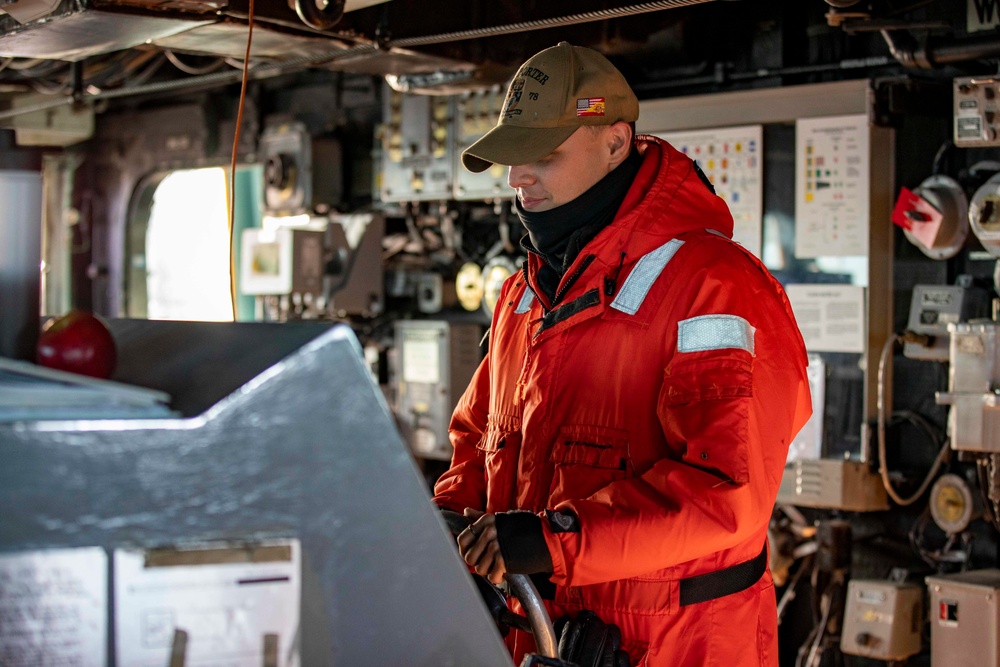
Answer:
515, 289, 535, 314
610, 239, 685, 315
677, 314, 756, 355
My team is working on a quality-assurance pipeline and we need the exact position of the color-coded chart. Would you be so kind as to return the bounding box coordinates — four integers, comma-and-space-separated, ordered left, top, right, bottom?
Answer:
657, 125, 764, 258
795, 115, 870, 258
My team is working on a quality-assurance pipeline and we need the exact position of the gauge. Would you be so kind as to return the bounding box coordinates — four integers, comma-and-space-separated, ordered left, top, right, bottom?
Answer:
929, 473, 976, 534
455, 262, 484, 311
482, 256, 518, 315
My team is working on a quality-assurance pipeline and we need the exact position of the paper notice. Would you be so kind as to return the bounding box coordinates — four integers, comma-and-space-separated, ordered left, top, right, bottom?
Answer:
795, 115, 870, 258
115, 540, 301, 667
0, 547, 108, 667
786, 284, 866, 353
658, 125, 764, 258
402, 334, 440, 384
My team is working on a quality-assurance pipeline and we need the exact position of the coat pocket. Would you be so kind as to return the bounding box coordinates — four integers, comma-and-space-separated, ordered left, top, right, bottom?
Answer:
476, 415, 521, 510
659, 356, 753, 484
548, 424, 631, 503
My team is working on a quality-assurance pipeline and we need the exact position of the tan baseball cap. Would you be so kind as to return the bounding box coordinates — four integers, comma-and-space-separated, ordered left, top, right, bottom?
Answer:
462, 42, 639, 173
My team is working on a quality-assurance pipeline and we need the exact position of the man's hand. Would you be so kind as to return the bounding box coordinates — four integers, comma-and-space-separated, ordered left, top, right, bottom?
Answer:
457, 508, 508, 585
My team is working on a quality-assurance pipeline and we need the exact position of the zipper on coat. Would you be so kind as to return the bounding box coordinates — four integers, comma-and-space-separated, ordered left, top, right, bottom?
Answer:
520, 263, 548, 315
552, 254, 596, 306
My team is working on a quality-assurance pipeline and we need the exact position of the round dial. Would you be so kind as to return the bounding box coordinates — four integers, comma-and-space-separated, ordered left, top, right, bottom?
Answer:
482, 256, 518, 315
930, 473, 975, 534
455, 262, 485, 312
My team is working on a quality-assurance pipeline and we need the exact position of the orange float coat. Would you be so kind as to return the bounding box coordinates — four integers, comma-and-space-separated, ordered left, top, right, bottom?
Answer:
433, 136, 812, 666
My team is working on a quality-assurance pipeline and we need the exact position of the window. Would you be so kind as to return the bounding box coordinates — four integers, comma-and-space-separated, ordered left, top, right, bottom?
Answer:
127, 166, 261, 321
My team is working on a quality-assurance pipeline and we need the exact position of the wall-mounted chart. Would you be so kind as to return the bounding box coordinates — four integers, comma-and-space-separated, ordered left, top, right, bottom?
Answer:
795, 115, 870, 258
657, 125, 764, 258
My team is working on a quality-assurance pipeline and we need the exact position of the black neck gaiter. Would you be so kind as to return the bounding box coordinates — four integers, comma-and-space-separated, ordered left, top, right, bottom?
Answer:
516, 148, 642, 276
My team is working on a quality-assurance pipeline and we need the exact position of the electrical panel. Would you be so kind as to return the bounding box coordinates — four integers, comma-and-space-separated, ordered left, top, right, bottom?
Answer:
926, 570, 1000, 667
904, 284, 990, 362
260, 122, 343, 215
378, 88, 455, 202
453, 88, 512, 201
777, 459, 888, 512
394, 321, 482, 460
840, 579, 922, 661
377, 86, 514, 203
954, 76, 1000, 148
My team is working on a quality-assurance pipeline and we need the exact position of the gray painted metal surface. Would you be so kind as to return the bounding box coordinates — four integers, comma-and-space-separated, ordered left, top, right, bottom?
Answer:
0, 320, 511, 666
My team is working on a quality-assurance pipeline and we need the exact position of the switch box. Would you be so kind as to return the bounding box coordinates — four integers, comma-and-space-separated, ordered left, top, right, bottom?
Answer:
840, 579, 922, 660
904, 284, 990, 361
954, 76, 1000, 148
394, 321, 482, 460
926, 570, 1000, 667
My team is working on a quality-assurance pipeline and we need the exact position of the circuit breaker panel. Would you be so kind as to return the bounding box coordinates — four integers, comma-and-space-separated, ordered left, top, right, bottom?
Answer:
378, 88, 455, 202
394, 321, 481, 460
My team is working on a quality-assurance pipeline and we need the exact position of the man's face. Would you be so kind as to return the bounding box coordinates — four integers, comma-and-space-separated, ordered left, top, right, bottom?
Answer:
507, 126, 617, 212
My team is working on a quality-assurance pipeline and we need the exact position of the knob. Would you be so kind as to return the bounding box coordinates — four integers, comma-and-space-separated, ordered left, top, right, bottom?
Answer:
265, 153, 295, 190
856, 632, 873, 646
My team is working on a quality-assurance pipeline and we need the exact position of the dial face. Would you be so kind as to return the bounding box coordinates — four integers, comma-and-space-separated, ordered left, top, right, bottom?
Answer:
935, 487, 966, 523
482, 257, 517, 315
456, 262, 484, 311
930, 474, 974, 534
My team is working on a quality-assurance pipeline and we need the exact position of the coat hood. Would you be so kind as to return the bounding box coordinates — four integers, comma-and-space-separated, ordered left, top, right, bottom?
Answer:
611, 134, 734, 252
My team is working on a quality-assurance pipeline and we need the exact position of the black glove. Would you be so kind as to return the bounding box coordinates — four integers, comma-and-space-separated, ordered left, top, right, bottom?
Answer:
554, 609, 631, 667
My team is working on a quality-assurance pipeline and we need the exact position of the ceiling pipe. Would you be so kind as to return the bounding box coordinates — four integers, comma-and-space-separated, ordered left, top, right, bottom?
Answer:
881, 30, 1000, 69
390, 0, 715, 48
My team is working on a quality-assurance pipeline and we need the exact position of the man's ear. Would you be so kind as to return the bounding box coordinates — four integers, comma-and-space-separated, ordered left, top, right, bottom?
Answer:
606, 121, 632, 164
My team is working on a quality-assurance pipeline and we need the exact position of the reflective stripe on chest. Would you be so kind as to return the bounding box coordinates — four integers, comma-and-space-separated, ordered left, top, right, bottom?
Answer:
515, 289, 534, 314
610, 239, 685, 315
512, 237, 691, 320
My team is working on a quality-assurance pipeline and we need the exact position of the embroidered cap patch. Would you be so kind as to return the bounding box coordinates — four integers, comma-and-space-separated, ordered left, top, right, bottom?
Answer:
576, 97, 605, 117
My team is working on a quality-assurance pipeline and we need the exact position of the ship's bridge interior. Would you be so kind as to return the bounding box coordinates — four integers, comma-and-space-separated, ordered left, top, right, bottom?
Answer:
2, 1, 1000, 666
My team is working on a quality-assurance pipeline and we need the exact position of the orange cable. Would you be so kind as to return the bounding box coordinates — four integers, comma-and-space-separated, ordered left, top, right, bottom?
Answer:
229, 0, 254, 321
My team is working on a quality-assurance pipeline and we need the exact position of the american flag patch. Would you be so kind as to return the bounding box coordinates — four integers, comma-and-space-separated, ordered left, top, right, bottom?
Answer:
576, 97, 605, 117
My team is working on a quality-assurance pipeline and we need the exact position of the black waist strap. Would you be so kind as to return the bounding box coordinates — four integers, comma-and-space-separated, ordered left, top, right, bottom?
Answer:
679, 542, 768, 607
527, 542, 768, 605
